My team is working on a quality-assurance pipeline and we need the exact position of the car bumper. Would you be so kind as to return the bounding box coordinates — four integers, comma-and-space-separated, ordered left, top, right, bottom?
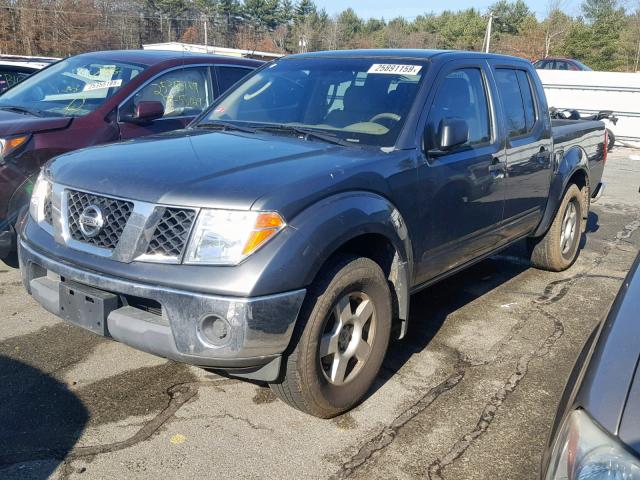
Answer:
18, 239, 306, 381
0, 224, 13, 259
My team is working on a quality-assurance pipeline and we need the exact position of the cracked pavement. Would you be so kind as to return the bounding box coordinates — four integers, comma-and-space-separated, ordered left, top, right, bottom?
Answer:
1, 148, 639, 480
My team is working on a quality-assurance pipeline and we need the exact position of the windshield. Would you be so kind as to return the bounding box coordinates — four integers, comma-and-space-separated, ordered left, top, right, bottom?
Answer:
198, 57, 427, 147
0, 56, 146, 117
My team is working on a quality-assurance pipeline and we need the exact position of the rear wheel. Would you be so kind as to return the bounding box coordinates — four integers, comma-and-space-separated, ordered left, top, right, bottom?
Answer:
529, 183, 584, 271
270, 255, 391, 418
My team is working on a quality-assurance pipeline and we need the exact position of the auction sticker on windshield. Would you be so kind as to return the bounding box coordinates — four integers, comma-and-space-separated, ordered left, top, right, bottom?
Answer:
367, 64, 422, 75
83, 79, 123, 92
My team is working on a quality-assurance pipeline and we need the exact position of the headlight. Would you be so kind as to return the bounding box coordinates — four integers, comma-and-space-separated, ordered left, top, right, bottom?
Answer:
184, 209, 285, 265
0, 135, 30, 159
546, 409, 640, 480
29, 171, 51, 222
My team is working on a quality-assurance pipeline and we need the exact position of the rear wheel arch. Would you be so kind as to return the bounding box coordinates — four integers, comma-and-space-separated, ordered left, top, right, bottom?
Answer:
532, 146, 589, 238
565, 167, 590, 229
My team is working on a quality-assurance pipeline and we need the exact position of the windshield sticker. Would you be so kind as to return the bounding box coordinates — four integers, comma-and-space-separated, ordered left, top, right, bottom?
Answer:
82, 79, 123, 92
367, 64, 422, 75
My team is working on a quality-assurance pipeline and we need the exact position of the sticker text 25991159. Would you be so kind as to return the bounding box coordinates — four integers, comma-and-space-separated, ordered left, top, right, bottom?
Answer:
367, 64, 422, 75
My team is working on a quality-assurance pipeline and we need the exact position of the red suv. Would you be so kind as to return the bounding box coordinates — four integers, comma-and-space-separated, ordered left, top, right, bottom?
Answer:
534, 57, 592, 71
0, 50, 261, 260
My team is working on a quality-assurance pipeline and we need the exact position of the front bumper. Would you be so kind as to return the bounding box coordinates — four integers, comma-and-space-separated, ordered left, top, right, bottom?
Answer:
19, 239, 305, 381
0, 224, 13, 259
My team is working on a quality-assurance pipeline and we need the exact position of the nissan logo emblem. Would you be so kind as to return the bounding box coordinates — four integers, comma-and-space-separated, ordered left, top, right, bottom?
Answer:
79, 204, 105, 238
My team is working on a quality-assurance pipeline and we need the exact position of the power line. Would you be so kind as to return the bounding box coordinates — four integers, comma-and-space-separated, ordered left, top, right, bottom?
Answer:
0, 5, 213, 22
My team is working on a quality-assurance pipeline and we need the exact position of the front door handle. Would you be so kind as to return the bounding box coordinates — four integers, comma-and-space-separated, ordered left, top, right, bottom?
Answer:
536, 146, 549, 165
489, 158, 506, 180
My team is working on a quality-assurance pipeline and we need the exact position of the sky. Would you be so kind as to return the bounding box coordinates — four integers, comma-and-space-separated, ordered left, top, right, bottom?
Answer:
313, 0, 582, 19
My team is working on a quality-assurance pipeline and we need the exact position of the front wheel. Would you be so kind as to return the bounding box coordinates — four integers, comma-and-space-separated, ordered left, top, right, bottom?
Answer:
528, 183, 584, 272
270, 255, 391, 418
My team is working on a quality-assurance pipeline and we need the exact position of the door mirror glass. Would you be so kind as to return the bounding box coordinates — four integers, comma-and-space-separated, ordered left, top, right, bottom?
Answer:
426, 117, 468, 154
120, 101, 164, 124
439, 117, 469, 150
132, 100, 164, 123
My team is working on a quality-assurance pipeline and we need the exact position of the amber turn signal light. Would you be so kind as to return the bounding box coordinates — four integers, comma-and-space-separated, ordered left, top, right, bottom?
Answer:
242, 212, 285, 255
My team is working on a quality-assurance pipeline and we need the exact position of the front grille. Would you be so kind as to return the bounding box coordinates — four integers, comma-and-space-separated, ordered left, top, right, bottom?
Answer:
67, 190, 133, 249
146, 208, 196, 258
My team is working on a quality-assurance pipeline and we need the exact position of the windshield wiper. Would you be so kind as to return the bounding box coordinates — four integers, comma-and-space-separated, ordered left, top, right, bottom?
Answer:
254, 124, 354, 147
0, 105, 43, 117
195, 121, 257, 134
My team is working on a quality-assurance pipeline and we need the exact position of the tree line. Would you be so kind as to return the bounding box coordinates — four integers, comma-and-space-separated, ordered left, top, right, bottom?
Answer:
0, 0, 638, 71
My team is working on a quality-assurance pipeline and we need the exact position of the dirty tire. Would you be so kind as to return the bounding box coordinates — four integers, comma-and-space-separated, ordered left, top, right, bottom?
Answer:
529, 183, 584, 272
270, 255, 391, 418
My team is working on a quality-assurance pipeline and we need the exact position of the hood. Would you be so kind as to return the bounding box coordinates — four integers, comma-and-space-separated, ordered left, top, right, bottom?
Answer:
48, 129, 387, 214
620, 358, 640, 456
616, 255, 640, 456
0, 109, 72, 136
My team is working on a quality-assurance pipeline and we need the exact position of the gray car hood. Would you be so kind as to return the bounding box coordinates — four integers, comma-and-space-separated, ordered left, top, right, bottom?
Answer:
576, 253, 640, 455
47, 129, 378, 213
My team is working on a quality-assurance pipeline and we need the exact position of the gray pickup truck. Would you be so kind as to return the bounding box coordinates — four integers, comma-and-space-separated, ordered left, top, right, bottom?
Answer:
18, 50, 607, 417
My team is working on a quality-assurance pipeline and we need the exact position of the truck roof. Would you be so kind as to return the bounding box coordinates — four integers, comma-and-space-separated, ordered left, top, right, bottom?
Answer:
71, 49, 263, 68
286, 49, 531, 65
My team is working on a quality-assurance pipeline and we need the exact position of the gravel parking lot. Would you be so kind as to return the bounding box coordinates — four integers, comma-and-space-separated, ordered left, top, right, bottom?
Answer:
1, 148, 639, 480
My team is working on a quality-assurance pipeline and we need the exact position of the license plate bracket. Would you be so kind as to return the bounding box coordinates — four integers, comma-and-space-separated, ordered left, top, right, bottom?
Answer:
59, 281, 119, 336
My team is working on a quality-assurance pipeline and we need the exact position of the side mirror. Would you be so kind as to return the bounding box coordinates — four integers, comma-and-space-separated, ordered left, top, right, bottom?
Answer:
426, 117, 469, 156
439, 118, 469, 150
123, 101, 164, 124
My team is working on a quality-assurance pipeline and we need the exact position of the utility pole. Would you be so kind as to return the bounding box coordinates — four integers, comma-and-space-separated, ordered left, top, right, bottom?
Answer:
203, 14, 208, 46
298, 35, 307, 53
484, 12, 494, 53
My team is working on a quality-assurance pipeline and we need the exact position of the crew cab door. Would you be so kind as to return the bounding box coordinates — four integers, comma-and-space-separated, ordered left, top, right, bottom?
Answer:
117, 66, 215, 140
414, 61, 507, 283
490, 64, 552, 236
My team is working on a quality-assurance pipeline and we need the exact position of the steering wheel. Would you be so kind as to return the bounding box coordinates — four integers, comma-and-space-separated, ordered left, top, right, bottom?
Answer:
369, 112, 401, 128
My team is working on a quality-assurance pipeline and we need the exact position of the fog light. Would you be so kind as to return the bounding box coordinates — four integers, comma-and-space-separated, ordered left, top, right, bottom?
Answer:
199, 315, 231, 347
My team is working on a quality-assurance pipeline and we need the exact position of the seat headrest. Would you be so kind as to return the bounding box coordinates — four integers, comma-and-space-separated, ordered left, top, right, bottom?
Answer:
343, 86, 369, 112
437, 77, 471, 112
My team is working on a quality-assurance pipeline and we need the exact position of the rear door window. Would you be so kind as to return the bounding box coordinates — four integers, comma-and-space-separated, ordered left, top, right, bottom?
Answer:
216, 66, 253, 94
495, 69, 526, 137
516, 70, 537, 131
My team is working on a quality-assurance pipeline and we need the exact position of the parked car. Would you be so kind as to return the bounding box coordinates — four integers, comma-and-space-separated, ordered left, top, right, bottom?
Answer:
0, 55, 58, 94
534, 57, 593, 71
0, 50, 261, 259
542, 252, 640, 479
18, 49, 607, 417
